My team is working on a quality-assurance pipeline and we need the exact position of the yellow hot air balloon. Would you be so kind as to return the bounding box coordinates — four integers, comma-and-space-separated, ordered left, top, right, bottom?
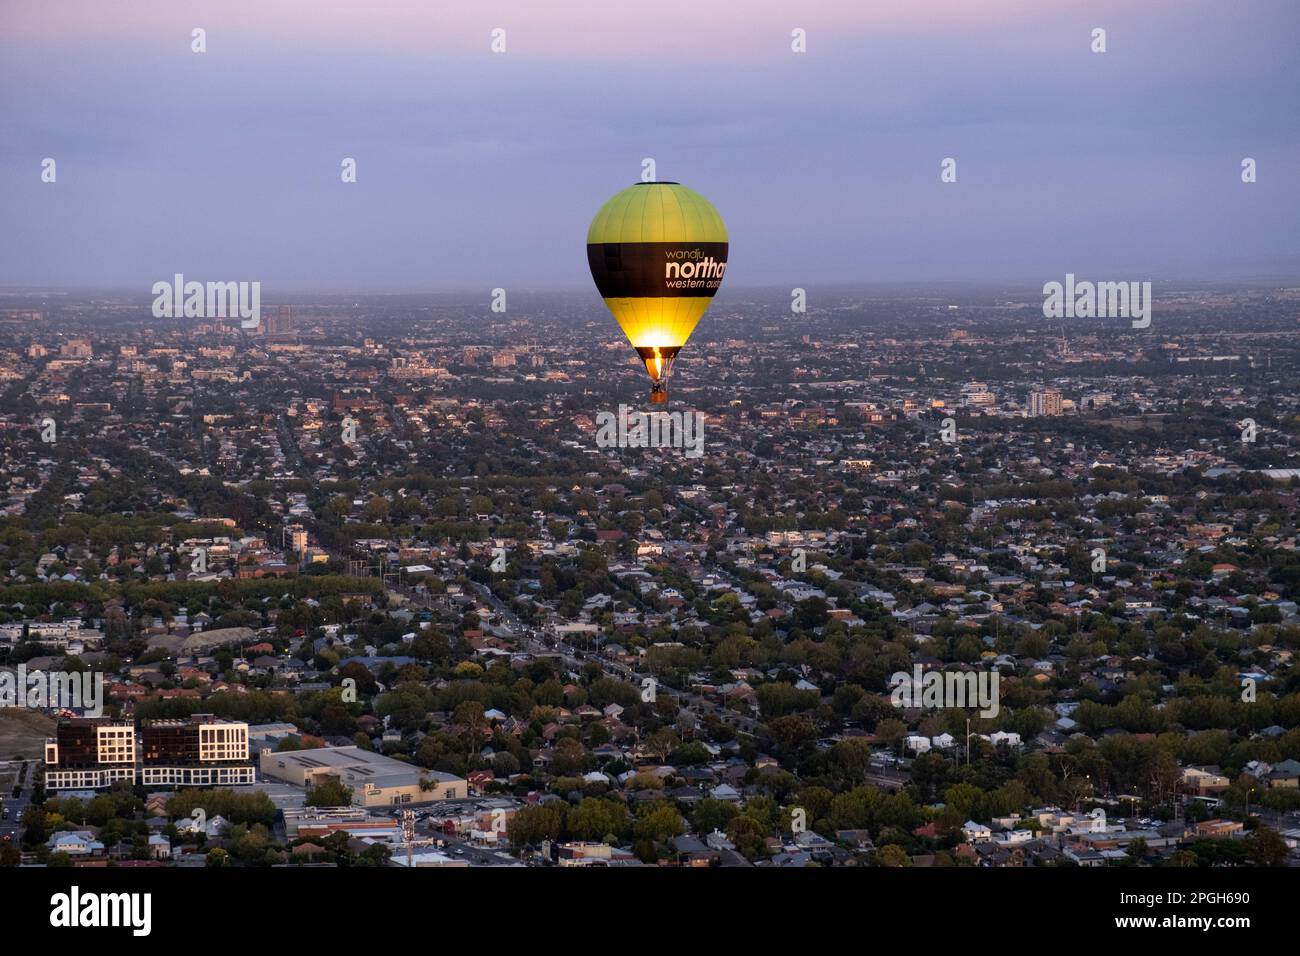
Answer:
587, 181, 728, 403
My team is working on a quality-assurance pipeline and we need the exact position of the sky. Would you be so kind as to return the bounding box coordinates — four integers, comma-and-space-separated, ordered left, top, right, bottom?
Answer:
1, 0, 1298, 291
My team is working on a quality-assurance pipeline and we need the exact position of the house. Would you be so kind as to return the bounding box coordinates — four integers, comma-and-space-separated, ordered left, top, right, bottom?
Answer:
176, 813, 230, 838
705, 829, 735, 851
836, 829, 874, 850
1195, 819, 1245, 839
974, 842, 1025, 867
148, 834, 171, 860
1268, 759, 1300, 788
1063, 845, 1106, 867
1181, 767, 1230, 795
47, 831, 105, 857
962, 821, 993, 843
672, 835, 719, 866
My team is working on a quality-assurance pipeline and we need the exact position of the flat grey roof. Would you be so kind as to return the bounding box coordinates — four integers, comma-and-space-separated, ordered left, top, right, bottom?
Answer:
269, 746, 464, 784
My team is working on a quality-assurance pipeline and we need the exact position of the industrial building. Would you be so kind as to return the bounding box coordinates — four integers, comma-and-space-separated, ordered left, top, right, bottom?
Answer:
258, 745, 467, 807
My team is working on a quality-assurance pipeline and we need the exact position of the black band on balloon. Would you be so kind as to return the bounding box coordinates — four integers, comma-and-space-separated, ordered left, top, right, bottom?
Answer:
587, 242, 729, 299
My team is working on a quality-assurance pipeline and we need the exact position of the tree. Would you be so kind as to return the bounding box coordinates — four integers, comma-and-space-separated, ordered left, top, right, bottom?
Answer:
832, 738, 872, 779
305, 777, 354, 807
507, 804, 566, 847
453, 700, 487, 743
726, 814, 767, 860
1246, 827, 1289, 867
644, 727, 679, 763
492, 751, 521, 777
692, 798, 738, 836
634, 802, 685, 845
358, 843, 392, 867
569, 799, 630, 842
874, 718, 907, 753
876, 844, 910, 867
550, 737, 588, 776
768, 714, 817, 753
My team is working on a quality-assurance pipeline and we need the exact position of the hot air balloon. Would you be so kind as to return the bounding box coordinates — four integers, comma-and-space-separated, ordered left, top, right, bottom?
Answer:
587, 181, 728, 404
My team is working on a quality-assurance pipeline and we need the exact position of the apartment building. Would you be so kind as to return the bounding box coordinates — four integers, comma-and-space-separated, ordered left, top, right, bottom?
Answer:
961, 381, 997, 408
44, 715, 255, 791
139, 715, 256, 787
43, 719, 137, 790
1027, 388, 1064, 417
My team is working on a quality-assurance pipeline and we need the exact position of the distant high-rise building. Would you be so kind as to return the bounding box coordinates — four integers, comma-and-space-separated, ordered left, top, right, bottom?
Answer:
1028, 388, 1063, 417
262, 305, 292, 334
463, 347, 480, 365
492, 351, 516, 368
60, 338, 93, 358
289, 523, 308, 555
961, 381, 996, 408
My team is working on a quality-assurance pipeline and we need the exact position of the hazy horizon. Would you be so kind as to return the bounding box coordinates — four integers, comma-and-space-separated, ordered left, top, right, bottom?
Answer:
3, 0, 1298, 289
5, 272, 1300, 300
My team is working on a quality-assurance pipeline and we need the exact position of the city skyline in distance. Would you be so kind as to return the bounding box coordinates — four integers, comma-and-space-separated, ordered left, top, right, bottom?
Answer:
2, 0, 1298, 290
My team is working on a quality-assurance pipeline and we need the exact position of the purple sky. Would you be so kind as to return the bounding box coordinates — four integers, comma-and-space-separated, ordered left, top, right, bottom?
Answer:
1, 0, 1297, 290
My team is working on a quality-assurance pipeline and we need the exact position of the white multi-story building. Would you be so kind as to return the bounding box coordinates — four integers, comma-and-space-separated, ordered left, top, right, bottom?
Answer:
44, 720, 137, 790
961, 382, 997, 408
1027, 388, 1064, 417
44, 716, 256, 790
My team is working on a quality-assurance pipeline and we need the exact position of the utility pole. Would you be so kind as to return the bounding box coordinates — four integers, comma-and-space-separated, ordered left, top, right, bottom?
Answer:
401, 809, 415, 868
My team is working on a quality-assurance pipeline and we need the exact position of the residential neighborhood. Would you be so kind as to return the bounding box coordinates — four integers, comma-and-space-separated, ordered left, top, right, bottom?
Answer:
2, 285, 1298, 874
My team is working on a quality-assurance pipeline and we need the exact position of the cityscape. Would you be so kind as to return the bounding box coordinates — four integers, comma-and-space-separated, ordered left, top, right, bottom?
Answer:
2, 283, 1299, 875
3, 0, 1296, 938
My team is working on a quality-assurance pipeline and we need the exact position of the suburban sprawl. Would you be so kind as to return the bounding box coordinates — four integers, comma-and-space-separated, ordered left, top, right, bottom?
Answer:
2, 284, 1300, 868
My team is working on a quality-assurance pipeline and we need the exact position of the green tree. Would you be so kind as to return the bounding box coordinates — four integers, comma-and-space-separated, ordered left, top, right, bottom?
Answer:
876, 844, 910, 867
305, 778, 354, 807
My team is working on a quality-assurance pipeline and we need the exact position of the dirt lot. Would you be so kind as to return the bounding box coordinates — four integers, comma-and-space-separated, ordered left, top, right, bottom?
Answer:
0, 709, 56, 761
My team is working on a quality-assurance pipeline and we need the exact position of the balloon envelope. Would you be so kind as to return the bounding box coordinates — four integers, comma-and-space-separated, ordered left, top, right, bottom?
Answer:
587, 182, 728, 400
